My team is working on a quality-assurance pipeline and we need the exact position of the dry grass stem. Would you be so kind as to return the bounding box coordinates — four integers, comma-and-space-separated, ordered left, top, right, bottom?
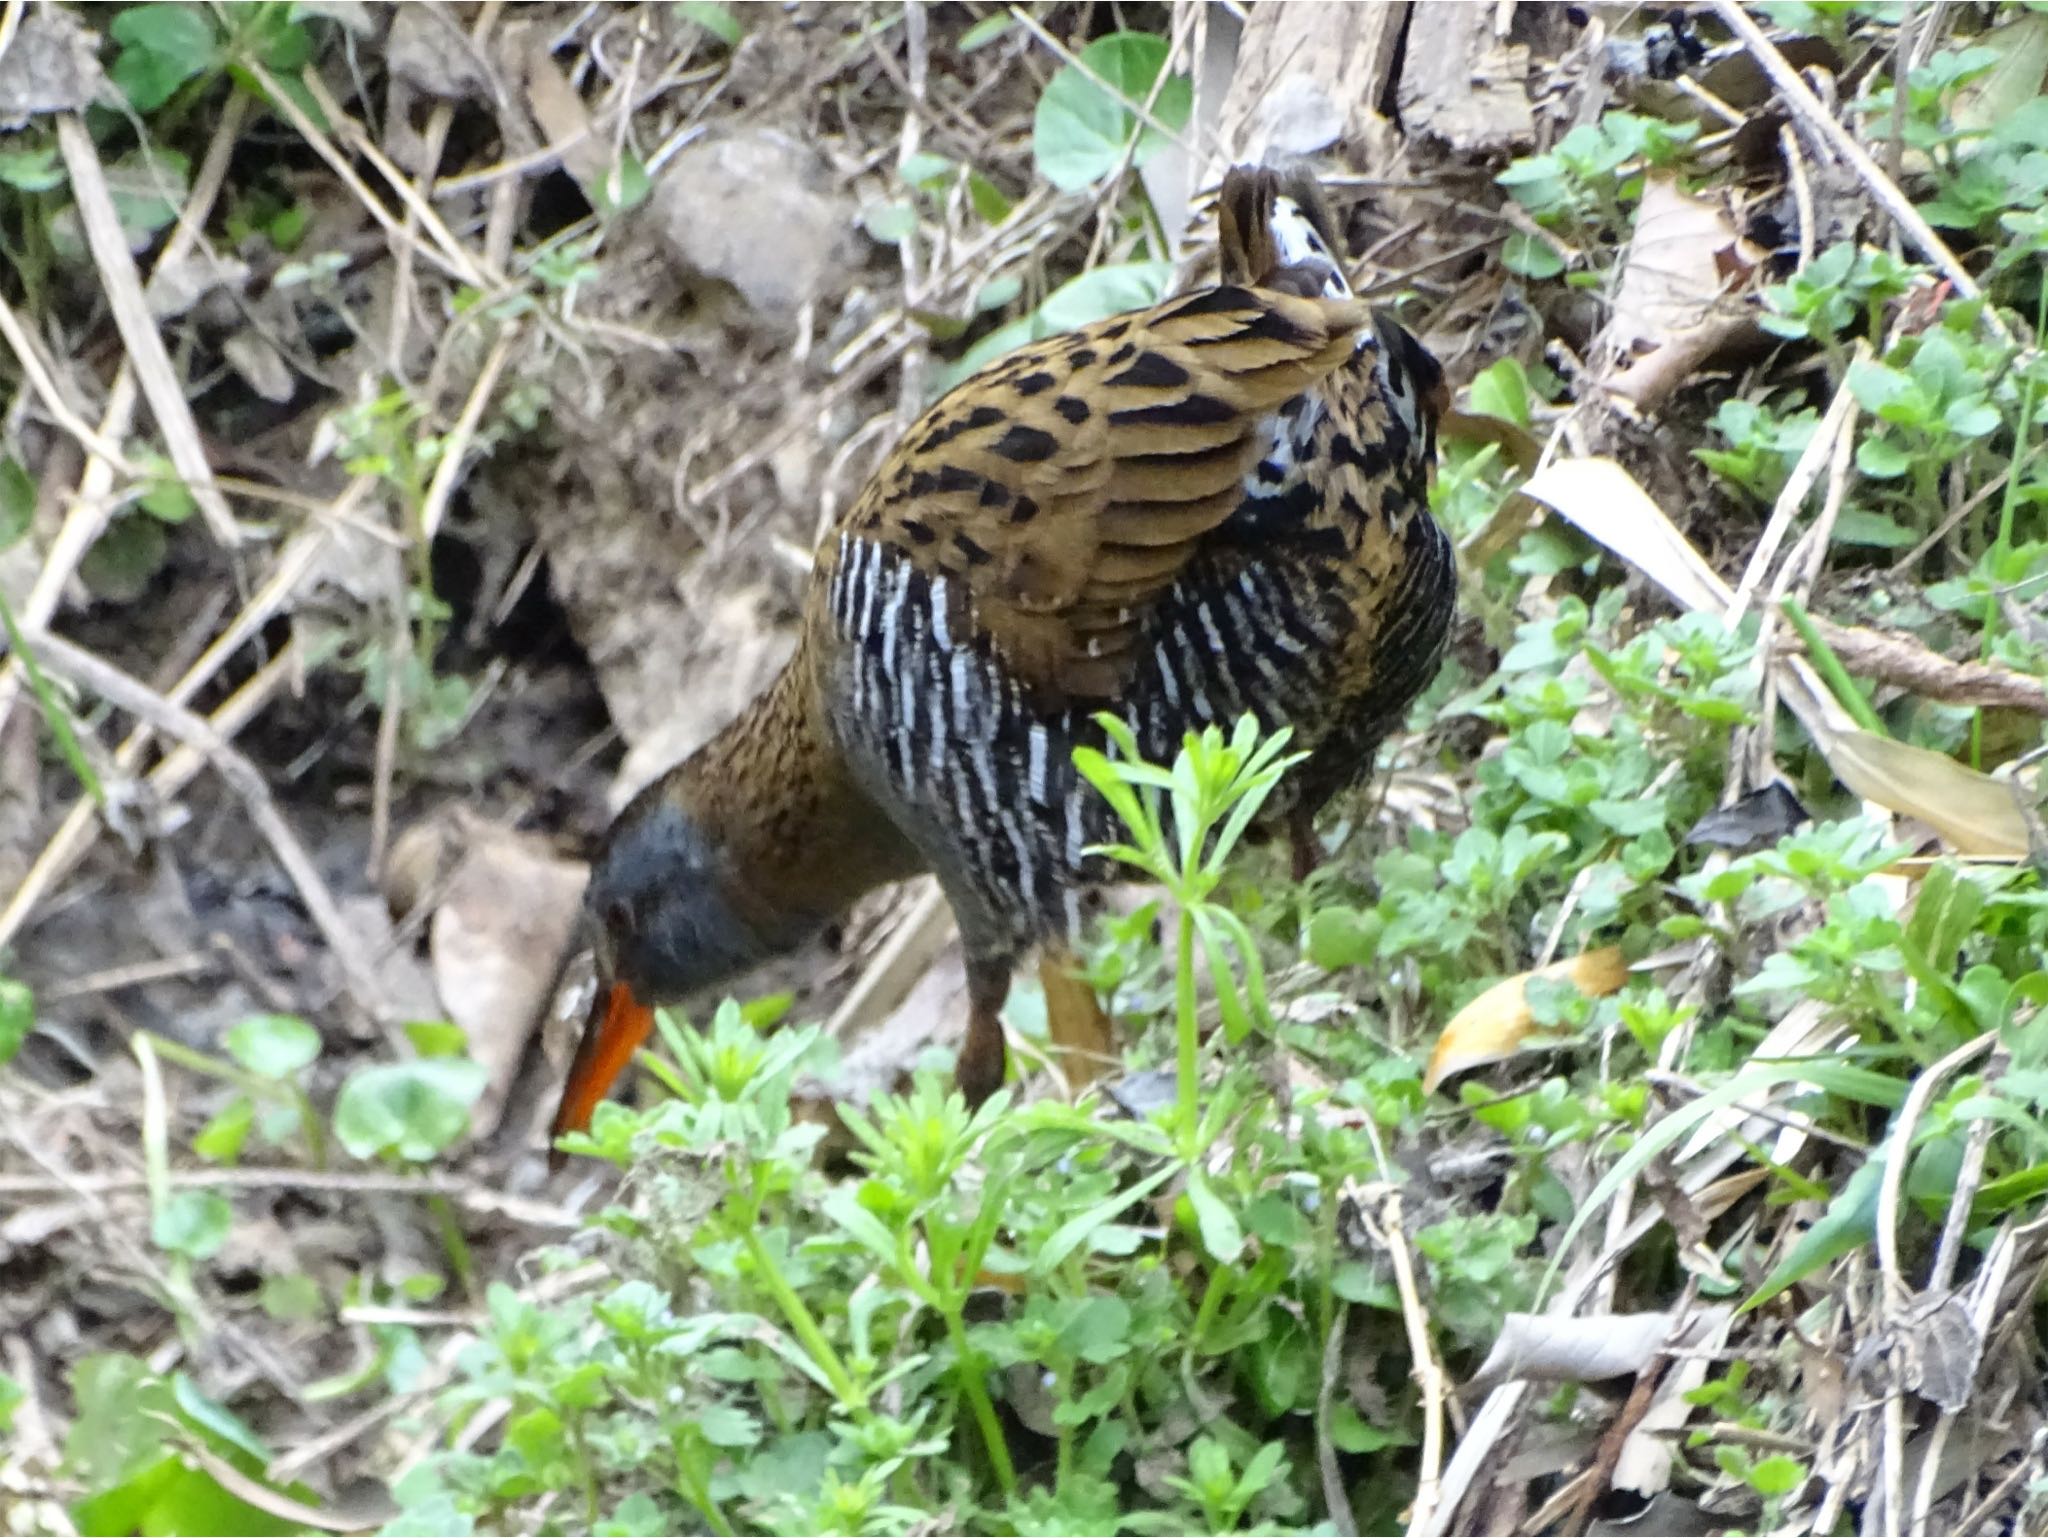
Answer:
54, 114, 240, 547
20, 627, 392, 1030
1710, 0, 2016, 348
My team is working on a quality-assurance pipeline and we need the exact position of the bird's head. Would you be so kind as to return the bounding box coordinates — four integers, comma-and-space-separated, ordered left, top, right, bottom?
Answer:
548, 783, 778, 1150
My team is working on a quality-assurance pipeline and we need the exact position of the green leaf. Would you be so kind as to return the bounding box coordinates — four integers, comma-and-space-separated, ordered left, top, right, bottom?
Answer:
696, 1403, 759, 1448
898, 151, 954, 189
968, 170, 1012, 224
1306, 906, 1377, 970
224, 1013, 320, 1078
404, 1019, 469, 1058
1032, 32, 1191, 192
960, 12, 1013, 51
110, 4, 222, 111
0, 1373, 21, 1436
137, 472, 196, 524
192, 1095, 254, 1164
0, 146, 65, 193
678, 1, 744, 47
1039, 1161, 1179, 1271
80, 514, 169, 602
1501, 232, 1565, 279
260, 1273, 323, 1323
1466, 357, 1533, 427
152, 1189, 233, 1260
861, 200, 917, 244
599, 1492, 671, 1537
332, 1058, 487, 1162
0, 976, 30, 1068
595, 151, 651, 216
170, 1372, 270, 1462
1855, 435, 1911, 479
1185, 1169, 1244, 1265
1748, 1453, 1807, 1497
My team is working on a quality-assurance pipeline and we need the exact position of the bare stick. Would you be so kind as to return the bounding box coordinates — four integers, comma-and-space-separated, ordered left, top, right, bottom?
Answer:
0, 1165, 576, 1229
54, 114, 240, 546
1727, 355, 1863, 627
1709, 0, 2015, 348
19, 628, 392, 1029
0, 294, 139, 471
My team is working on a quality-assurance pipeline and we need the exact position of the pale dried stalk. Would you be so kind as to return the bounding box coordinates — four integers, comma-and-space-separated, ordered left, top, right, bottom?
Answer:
1709, 0, 2015, 348
1727, 355, 1864, 627
20, 629, 392, 1029
0, 94, 246, 736
0, 1165, 575, 1229
54, 114, 239, 546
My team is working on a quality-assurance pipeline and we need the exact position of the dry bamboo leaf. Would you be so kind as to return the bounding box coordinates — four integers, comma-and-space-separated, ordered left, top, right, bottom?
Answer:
1605, 177, 1738, 351
394, 811, 589, 1137
1467, 1310, 1680, 1393
1514, 458, 1732, 616
1823, 729, 2033, 857
1613, 1306, 1736, 1495
1423, 947, 1629, 1093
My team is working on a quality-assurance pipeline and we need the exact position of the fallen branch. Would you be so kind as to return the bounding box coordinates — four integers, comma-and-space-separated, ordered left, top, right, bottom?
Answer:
1801, 616, 2048, 717
17, 627, 393, 1032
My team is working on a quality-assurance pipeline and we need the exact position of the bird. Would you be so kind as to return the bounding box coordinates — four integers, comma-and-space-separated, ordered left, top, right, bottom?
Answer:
549, 164, 1455, 1151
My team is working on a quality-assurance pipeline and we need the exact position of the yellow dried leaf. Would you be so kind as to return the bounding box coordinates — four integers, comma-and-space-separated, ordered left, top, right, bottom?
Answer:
1423, 946, 1630, 1094
1822, 729, 2032, 857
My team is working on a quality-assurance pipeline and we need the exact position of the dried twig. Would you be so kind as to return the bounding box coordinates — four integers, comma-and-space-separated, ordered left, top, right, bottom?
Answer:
54, 114, 240, 547
1727, 356, 1864, 627
0, 1165, 577, 1229
20, 627, 392, 1031
1801, 617, 2048, 716
1709, 0, 2015, 348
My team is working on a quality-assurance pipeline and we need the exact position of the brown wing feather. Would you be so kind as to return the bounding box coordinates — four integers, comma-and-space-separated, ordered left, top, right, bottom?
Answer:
817, 280, 1368, 702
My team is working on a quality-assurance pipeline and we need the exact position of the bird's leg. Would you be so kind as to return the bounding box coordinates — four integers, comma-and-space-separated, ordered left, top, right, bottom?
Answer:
956, 953, 1012, 1108
1039, 949, 1115, 1095
1289, 802, 1322, 883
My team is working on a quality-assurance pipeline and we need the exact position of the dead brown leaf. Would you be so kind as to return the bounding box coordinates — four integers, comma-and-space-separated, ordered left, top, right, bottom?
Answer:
1600, 176, 1757, 410
1423, 947, 1629, 1094
1468, 1309, 1720, 1394
389, 810, 588, 1137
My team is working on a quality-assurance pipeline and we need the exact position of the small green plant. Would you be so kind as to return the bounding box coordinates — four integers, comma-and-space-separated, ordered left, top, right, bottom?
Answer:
1075, 714, 1305, 1157
427, 717, 1527, 1533
1495, 112, 1702, 277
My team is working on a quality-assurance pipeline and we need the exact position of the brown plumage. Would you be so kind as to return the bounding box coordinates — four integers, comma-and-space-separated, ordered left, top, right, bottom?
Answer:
551, 165, 1454, 1150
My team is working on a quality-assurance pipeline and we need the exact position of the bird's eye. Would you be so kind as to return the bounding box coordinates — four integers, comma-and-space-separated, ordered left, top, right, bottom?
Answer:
607, 896, 636, 938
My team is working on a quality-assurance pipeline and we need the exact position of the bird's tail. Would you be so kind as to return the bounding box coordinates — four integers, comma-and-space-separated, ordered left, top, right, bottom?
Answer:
1216, 165, 1352, 301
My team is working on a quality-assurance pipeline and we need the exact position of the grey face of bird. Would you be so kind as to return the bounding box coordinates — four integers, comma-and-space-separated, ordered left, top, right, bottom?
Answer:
585, 791, 769, 1007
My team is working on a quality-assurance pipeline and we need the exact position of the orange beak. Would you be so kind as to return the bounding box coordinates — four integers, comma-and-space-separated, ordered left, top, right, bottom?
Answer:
549, 980, 656, 1162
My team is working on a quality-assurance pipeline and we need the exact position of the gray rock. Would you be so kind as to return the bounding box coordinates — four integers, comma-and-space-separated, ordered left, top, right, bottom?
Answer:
651, 129, 856, 320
